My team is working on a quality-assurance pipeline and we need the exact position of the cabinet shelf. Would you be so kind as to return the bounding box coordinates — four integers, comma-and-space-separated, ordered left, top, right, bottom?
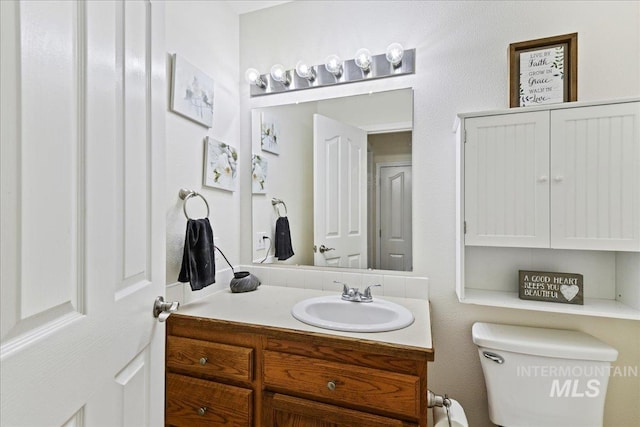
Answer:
460, 288, 640, 321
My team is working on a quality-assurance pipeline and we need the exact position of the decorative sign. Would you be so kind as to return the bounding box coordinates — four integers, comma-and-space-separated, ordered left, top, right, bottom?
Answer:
518, 46, 565, 106
509, 33, 577, 108
519, 270, 583, 305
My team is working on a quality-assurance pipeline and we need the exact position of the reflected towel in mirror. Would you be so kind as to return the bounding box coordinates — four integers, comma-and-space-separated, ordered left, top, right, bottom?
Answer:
275, 216, 294, 261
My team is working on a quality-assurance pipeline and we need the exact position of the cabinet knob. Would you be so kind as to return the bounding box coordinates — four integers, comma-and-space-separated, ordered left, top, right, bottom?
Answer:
554, 175, 564, 182
199, 357, 208, 366
197, 407, 207, 416
537, 175, 548, 183
327, 380, 337, 391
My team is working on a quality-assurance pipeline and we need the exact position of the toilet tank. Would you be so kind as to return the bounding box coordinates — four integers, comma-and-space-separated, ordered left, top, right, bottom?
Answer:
472, 322, 618, 427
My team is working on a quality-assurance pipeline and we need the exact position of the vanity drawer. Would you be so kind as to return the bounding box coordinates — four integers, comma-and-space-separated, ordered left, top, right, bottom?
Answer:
166, 373, 253, 427
263, 350, 420, 419
166, 335, 253, 382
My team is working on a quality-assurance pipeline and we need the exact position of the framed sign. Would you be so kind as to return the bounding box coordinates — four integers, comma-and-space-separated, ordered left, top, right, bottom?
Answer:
509, 33, 577, 108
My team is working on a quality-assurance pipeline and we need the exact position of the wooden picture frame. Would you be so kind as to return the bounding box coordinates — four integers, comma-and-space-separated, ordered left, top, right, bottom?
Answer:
509, 33, 577, 108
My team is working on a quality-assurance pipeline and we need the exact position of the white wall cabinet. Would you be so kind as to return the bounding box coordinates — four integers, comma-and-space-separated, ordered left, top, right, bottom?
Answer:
464, 101, 640, 251
456, 99, 640, 320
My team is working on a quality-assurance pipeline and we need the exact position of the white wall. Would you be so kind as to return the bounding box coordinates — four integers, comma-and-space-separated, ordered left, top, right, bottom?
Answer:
165, 1, 241, 302
239, 2, 640, 426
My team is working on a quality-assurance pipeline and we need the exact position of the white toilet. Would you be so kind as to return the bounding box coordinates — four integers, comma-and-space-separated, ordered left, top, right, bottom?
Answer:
472, 322, 618, 427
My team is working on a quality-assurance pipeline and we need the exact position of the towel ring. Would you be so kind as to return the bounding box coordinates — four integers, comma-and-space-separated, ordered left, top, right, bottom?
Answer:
179, 188, 210, 220
271, 198, 287, 217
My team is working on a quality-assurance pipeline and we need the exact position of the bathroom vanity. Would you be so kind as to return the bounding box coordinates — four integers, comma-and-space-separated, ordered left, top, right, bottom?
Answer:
164, 286, 434, 426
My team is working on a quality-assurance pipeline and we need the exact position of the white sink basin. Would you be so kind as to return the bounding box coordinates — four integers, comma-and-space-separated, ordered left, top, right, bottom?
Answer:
291, 295, 414, 332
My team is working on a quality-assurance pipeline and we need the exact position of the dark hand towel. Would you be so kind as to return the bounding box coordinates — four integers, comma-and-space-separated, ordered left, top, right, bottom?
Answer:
178, 218, 216, 291
274, 216, 294, 261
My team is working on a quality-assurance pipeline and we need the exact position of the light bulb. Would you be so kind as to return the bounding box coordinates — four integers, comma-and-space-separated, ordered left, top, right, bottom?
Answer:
245, 68, 266, 88
354, 48, 372, 72
324, 54, 343, 77
385, 42, 404, 67
270, 64, 290, 85
295, 60, 316, 81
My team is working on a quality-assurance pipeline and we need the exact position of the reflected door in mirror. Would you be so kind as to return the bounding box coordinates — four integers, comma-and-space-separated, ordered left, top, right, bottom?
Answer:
313, 114, 367, 268
378, 164, 412, 271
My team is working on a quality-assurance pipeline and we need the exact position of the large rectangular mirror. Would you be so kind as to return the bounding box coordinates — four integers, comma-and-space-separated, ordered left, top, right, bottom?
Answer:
251, 89, 413, 271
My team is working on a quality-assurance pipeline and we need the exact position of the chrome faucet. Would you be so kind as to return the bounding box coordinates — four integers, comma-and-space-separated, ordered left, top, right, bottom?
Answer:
335, 281, 381, 303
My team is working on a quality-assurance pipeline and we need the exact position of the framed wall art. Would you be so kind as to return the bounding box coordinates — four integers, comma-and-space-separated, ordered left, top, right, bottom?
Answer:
252, 154, 268, 194
170, 54, 214, 127
509, 33, 577, 108
260, 112, 280, 155
203, 137, 238, 191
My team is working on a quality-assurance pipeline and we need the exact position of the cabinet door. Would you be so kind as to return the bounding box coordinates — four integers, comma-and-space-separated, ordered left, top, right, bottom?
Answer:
262, 393, 416, 427
551, 102, 640, 251
465, 111, 550, 247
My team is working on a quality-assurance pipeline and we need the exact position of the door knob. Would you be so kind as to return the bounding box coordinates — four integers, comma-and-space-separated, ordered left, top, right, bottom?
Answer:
153, 296, 180, 322
319, 245, 335, 254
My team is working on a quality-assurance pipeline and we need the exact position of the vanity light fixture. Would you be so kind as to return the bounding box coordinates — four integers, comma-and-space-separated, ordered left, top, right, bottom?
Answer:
385, 42, 404, 67
245, 67, 266, 88
324, 54, 343, 78
270, 64, 291, 86
295, 60, 316, 81
354, 48, 373, 73
245, 43, 415, 97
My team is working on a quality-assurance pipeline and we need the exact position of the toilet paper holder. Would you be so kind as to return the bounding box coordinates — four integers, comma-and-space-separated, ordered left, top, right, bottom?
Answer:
428, 390, 453, 427
427, 389, 451, 408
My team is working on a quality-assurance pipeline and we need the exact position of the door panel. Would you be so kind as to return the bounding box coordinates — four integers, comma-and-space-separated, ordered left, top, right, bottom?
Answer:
313, 114, 367, 268
0, 1, 166, 425
379, 165, 412, 271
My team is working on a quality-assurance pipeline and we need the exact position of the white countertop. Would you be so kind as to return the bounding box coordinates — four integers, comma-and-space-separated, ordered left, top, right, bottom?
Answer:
176, 285, 433, 351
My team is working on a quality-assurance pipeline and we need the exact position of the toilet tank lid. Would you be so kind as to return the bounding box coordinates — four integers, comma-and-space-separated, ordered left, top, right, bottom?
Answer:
472, 323, 618, 362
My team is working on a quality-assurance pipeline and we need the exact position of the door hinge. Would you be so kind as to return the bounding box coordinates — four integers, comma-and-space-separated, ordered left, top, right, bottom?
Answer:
463, 129, 467, 143
464, 221, 467, 234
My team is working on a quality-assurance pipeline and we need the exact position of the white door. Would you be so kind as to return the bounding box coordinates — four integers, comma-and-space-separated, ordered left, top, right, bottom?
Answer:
1, 1, 166, 426
313, 114, 367, 268
550, 102, 640, 251
378, 164, 412, 271
464, 111, 550, 248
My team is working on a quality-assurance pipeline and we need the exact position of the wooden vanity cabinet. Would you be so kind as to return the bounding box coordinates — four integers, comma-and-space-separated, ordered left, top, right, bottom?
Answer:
165, 316, 258, 427
166, 314, 433, 427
